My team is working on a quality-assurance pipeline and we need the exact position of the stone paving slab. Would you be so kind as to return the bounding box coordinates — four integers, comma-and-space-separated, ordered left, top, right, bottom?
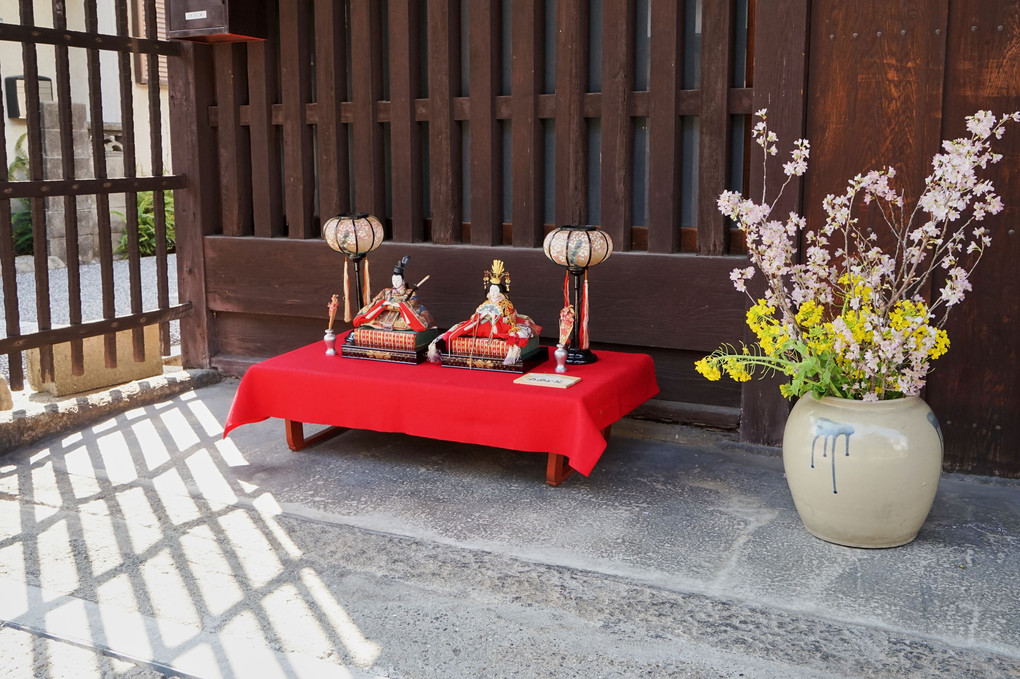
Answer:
1, 378, 1018, 678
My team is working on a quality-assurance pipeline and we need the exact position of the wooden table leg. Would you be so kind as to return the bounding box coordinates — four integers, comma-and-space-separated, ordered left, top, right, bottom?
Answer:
285, 420, 348, 451
546, 453, 575, 486
545, 424, 614, 486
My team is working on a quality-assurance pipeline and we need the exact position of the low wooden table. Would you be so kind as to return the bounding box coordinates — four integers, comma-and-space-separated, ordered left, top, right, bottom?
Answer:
224, 336, 658, 485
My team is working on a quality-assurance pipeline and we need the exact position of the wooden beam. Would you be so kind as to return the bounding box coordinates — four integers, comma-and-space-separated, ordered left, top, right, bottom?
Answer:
0, 304, 193, 355
0, 175, 186, 200
169, 41, 219, 368
0, 21, 181, 55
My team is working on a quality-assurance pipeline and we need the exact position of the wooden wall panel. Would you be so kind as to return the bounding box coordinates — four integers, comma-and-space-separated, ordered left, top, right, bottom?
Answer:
389, 1, 425, 241
600, 0, 635, 250
280, 1, 315, 238
696, 0, 734, 256
928, 1, 1020, 477
203, 236, 744, 413
647, 0, 684, 254
214, 43, 252, 237
467, 0, 502, 245
427, 0, 463, 243
554, 0, 588, 227
247, 36, 284, 238
802, 1, 948, 248
510, 1, 544, 247
203, 237, 746, 352
315, 0, 351, 223
180, 0, 1020, 474
350, 0, 387, 218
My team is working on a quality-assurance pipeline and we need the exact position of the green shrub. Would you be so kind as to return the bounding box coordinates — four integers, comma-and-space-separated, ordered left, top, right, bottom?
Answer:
116, 189, 175, 257
11, 201, 33, 255
8, 135, 33, 255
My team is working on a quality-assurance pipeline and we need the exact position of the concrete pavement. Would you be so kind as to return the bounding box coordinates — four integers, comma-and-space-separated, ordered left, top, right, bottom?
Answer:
1, 374, 1019, 678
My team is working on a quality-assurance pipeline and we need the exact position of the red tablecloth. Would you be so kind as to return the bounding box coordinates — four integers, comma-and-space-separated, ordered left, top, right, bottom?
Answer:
223, 338, 658, 476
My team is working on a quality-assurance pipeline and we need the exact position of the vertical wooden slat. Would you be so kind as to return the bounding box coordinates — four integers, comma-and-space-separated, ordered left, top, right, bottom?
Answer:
647, 0, 683, 253
51, 0, 85, 375
742, 0, 809, 445
0, 60, 24, 390
280, 0, 315, 238
169, 41, 218, 367
600, 0, 636, 249
247, 30, 285, 238
697, 0, 734, 256
510, 0, 544, 247
928, 0, 1017, 476
554, 0, 588, 227
389, 0, 425, 242
427, 0, 462, 243
315, 0, 351, 223
114, 0, 146, 362
19, 0, 54, 382
144, 0, 172, 355
350, 0, 387, 218
214, 42, 253, 237
85, 0, 119, 370
468, 0, 502, 246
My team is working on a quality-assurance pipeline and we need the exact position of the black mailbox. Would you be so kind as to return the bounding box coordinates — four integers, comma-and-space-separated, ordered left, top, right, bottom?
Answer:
167, 0, 266, 43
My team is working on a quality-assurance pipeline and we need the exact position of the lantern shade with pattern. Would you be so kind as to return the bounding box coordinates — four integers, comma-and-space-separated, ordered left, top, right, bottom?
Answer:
323, 213, 385, 322
542, 225, 613, 364
543, 225, 613, 272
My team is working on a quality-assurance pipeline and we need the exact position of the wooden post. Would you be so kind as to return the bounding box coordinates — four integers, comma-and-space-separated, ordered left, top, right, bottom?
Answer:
168, 41, 219, 368
742, 0, 810, 445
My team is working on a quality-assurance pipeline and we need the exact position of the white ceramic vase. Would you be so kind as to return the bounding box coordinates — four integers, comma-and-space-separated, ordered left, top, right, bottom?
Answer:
782, 393, 943, 548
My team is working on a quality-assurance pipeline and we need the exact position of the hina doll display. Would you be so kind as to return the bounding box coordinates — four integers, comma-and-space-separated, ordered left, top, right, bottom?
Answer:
342, 256, 439, 363
429, 259, 545, 371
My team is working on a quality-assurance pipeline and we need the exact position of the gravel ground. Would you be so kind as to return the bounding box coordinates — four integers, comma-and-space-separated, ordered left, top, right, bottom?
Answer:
0, 254, 179, 384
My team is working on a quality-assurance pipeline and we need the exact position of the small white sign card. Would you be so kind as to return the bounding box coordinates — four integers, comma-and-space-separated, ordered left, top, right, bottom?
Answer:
513, 373, 581, 389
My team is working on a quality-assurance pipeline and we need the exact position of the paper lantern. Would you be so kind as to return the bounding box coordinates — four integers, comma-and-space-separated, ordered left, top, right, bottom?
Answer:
323, 213, 385, 322
543, 225, 613, 364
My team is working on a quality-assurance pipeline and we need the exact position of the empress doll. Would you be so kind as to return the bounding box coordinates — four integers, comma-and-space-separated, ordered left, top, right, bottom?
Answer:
431, 259, 541, 364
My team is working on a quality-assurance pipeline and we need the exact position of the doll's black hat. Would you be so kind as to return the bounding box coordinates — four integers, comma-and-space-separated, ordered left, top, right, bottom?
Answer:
394, 255, 410, 276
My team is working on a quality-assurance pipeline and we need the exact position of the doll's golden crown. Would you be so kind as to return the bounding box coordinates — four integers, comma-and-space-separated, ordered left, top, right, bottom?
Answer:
483, 259, 510, 289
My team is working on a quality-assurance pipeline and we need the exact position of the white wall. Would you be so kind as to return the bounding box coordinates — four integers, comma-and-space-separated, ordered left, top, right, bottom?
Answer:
1, 0, 171, 176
